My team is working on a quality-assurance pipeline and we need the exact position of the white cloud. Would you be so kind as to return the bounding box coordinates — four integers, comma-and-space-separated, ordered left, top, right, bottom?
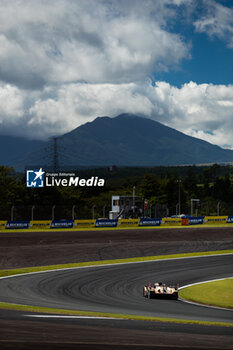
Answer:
0, 83, 24, 121
0, 0, 232, 151
148, 81, 233, 149
0, 0, 189, 88
194, 0, 233, 48
1, 79, 232, 150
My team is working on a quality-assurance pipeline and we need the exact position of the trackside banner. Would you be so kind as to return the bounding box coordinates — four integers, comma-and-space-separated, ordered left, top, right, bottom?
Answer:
227, 216, 233, 223
6, 221, 30, 229
29, 220, 51, 229
188, 216, 204, 225
95, 219, 118, 227
203, 216, 228, 225
139, 218, 161, 226
161, 218, 182, 226
118, 219, 140, 227
50, 220, 74, 229
0, 221, 7, 230
74, 220, 96, 228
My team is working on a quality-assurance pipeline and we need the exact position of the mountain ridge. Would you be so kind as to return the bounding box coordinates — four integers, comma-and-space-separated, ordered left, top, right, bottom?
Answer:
1, 114, 233, 170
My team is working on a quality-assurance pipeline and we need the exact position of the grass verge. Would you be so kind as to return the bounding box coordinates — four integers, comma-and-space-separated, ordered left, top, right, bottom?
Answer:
0, 302, 232, 327
0, 250, 233, 327
179, 278, 233, 309
0, 249, 232, 278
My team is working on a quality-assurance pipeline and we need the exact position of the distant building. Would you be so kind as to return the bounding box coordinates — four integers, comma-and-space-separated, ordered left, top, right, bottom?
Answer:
109, 195, 143, 219
108, 165, 118, 172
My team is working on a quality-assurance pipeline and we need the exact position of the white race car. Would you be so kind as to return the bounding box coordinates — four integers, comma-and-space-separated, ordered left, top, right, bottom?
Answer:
143, 282, 179, 299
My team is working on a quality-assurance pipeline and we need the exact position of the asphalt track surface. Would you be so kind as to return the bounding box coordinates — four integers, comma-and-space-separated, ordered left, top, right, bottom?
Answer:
1, 228, 233, 349
0, 255, 233, 324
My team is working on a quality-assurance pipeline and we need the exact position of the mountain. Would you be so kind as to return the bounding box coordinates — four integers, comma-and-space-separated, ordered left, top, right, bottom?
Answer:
0, 134, 45, 171
1, 114, 233, 170
55, 114, 233, 167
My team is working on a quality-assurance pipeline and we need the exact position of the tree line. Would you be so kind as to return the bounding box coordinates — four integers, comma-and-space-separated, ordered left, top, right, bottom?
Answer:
1, 164, 233, 220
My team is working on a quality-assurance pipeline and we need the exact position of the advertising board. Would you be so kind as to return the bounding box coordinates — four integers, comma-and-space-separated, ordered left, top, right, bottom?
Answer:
50, 220, 74, 229
227, 216, 233, 223
0, 221, 7, 230
29, 220, 51, 229
187, 217, 204, 225
6, 221, 30, 229
139, 218, 161, 226
160, 218, 182, 226
203, 216, 228, 225
74, 220, 96, 228
95, 219, 118, 227
118, 219, 140, 227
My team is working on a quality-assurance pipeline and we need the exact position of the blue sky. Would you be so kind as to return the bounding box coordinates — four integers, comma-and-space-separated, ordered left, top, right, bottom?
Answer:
155, 32, 233, 87
0, 0, 232, 149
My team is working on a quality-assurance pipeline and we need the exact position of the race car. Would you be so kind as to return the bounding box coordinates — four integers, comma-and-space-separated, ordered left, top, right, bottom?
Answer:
143, 282, 179, 299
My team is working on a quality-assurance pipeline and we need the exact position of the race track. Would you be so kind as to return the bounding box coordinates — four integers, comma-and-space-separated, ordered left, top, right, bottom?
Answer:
0, 254, 233, 324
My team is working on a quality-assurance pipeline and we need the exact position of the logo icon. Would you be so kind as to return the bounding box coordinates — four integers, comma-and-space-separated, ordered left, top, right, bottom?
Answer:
26, 168, 45, 188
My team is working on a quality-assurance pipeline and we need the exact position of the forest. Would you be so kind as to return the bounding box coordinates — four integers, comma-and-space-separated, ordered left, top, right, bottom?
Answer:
1, 164, 233, 220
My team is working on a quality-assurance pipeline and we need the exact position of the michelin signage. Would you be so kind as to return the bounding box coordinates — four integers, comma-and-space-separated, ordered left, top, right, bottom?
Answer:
26, 168, 105, 188
6, 221, 30, 229
139, 218, 161, 226
51, 220, 74, 229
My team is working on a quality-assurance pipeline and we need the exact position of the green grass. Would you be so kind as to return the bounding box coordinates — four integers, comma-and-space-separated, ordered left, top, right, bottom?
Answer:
179, 278, 233, 309
0, 250, 233, 327
0, 250, 233, 278
0, 301, 232, 327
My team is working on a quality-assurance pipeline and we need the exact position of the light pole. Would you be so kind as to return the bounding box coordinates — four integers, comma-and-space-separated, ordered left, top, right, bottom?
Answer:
11, 205, 14, 221
133, 186, 136, 217
175, 203, 179, 216
92, 205, 96, 220
72, 205, 76, 220
191, 199, 200, 217
52, 205, 55, 221
31, 205, 35, 221
217, 202, 220, 216
177, 180, 181, 216
103, 205, 106, 218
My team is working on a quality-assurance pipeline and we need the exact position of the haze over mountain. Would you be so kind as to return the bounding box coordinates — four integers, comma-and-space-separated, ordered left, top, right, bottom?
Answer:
1, 114, 233, 171
0, 135, 45, 170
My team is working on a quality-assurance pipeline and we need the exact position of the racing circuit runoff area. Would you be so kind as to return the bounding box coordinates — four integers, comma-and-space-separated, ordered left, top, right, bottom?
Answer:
0, 226, 233, 350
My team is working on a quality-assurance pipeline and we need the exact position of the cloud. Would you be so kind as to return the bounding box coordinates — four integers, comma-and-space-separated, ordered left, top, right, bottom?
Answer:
0, 83, 24, 121
194, 0, 233, 48
0, 0, 189, 89
0, 79, 232, 150
0, 1, 232, 150
151, 81, 233, 149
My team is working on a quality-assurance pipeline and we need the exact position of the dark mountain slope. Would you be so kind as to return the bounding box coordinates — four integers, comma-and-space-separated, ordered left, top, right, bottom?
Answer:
2, 114, 233, 169
58, 114, 233, 166
0, 134, 45, 170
